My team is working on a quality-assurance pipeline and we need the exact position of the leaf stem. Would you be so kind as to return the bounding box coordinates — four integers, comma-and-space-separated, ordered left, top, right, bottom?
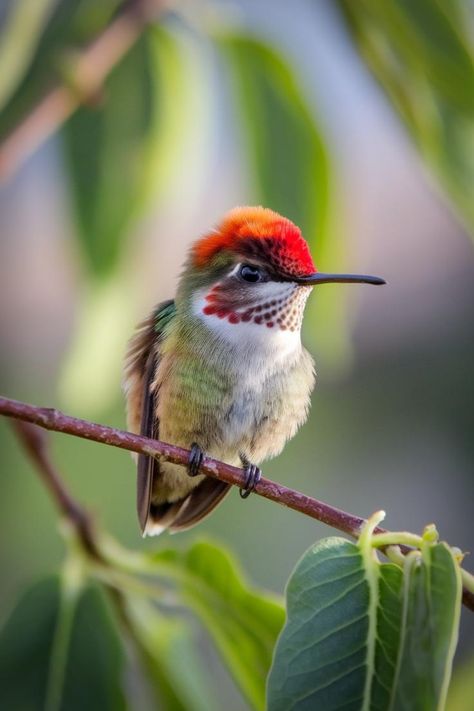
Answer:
371, 532, 423, 549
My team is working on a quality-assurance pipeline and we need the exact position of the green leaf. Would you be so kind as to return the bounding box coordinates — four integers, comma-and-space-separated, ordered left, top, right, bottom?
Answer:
267, 537, 372, 710
370, 564, 403, 709
338, 0, 474, 236
390, 544, 462, 710
150, 541, 285, 711
124, 596, 220, 711
217, 34, 351, 369
0, 575, 127, 711
267, 536, 461, 710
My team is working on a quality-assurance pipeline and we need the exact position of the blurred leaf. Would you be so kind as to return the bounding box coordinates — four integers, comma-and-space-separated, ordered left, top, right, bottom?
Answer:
267, 537, 461, 710
338, 0, 474, 236
218, 34, 352, 370
0, 0, 59, 111
125, 596, 220, 711
218, 35, 330, 248
0, 0, 121, 139
62, 32, 152, 276
58, 276, 136, 413
0, 575, 127, 711
63, 22, 208, 277
149, 541, 285, 711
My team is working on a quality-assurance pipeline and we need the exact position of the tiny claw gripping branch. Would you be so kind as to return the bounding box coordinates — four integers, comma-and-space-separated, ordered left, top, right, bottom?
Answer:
239, 463, 262, 499
187, 443, 205, 477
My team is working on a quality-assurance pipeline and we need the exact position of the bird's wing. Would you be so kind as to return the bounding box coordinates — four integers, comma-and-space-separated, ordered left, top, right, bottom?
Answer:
124, 299, 175, 533
124, 300, 230, 535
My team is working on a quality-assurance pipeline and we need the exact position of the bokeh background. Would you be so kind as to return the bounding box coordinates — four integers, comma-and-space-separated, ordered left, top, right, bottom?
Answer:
0, 0, 473, 707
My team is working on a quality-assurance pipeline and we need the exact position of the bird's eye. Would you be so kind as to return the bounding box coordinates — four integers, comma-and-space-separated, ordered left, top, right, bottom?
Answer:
238, 264, 263, 283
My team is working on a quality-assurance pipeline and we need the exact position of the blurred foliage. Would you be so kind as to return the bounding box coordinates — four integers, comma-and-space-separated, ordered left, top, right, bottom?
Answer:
338, 0, 474, 237
218, 35, 329, 247
0, 529, 284, 710
0, 0, 122, 139
63, 24, 199, 277
447, 655, 474, 710
0, 0, 58, 111
150, 542, 285, 709
0, 575, 127, 710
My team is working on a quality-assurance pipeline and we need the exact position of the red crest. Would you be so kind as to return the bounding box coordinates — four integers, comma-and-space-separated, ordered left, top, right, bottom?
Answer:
192, 206, 316, 277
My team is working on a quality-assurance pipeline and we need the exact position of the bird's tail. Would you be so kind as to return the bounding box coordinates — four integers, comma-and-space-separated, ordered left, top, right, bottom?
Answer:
142, 477, 231, 536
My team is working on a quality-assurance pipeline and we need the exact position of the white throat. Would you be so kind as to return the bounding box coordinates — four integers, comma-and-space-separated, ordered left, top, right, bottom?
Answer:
192, 284, 309, 367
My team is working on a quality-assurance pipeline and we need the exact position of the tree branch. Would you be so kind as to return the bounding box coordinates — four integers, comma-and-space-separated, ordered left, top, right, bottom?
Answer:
1, 394, 473, 612
10, 420, 101, 560
0, 0, 165, 183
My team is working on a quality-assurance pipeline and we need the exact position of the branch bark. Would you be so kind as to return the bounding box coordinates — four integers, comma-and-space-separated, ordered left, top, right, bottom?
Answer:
1, 394, 473, 612
0, 0, 165, 183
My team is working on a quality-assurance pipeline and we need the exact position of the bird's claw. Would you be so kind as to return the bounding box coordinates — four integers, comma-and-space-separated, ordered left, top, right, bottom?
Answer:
239, 463, 262, 499
188, 443, 204, 477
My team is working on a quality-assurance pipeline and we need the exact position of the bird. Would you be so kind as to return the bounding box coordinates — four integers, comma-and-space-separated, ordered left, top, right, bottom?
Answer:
123, 206, 385, 536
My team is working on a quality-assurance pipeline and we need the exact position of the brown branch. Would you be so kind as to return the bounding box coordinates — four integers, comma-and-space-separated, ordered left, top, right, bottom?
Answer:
1, 394, 473, 612
0, 0, 165, 183
10, 420, 102, 560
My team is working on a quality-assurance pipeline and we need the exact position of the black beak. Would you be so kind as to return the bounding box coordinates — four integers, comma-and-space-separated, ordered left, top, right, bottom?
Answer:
294, 272, 386, 286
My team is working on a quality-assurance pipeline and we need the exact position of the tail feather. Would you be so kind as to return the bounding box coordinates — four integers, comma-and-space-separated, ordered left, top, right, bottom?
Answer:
143, 478, 231, 536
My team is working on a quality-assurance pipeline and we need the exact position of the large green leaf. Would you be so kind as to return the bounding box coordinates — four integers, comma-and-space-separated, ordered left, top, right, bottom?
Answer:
267, 538, 373, 710
145, 541, 285, 711
338, 0, 474, 236
218, 34, 352, 368
0, 575, 127, 711
267, 536, 461, 710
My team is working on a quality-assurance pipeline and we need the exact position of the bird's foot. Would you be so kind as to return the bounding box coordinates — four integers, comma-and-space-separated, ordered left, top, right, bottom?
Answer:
239, 455, 262, 499
188, 443, 204, 477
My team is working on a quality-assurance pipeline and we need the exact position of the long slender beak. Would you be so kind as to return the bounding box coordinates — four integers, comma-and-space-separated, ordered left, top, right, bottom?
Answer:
294, 272, 386, 286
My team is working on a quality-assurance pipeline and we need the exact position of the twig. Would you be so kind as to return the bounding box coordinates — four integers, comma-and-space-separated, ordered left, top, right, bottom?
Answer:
10, 420, 101, 559
0, 0, 165, 183
1, 394, 473, 612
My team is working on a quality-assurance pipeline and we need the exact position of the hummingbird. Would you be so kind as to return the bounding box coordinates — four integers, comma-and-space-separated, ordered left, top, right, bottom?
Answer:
124, 206, 385, 536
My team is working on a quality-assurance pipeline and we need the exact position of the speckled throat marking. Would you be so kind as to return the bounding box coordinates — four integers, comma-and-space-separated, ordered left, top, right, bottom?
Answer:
201, 281, 311, 332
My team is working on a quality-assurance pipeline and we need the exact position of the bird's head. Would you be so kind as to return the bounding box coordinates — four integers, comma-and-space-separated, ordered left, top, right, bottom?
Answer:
178, 206, 384, 338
